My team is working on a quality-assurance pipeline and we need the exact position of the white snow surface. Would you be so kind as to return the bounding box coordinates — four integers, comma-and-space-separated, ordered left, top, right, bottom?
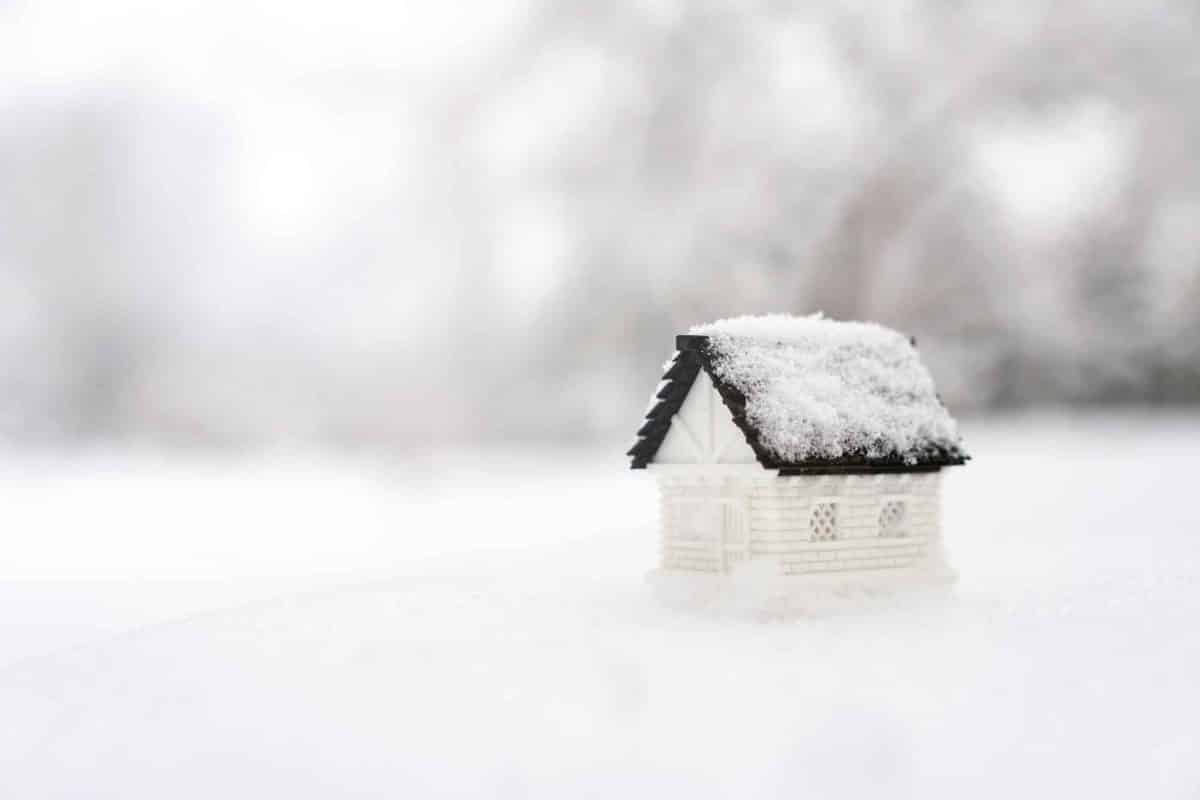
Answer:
691, 314, 961, 463
2, 415, 1200, 798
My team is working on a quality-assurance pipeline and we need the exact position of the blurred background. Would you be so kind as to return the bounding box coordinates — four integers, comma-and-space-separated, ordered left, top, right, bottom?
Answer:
1, 0, 1198, 449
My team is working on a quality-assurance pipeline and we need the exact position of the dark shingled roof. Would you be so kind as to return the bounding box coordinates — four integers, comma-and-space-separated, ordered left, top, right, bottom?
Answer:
628, 335, 969, 474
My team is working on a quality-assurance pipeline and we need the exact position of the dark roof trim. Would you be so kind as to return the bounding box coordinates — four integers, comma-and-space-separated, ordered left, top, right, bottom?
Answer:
628, 334, 969, 472
627, 349, 701, 468
778, 464, 945, 476
675, 334, 710, 352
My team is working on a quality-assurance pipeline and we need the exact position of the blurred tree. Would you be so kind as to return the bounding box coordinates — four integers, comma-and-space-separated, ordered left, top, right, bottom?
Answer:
2, 0, 1200, 445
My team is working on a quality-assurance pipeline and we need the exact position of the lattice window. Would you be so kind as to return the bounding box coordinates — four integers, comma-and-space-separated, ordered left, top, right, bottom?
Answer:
878, 500, 907, 538
809, 502, 838, 542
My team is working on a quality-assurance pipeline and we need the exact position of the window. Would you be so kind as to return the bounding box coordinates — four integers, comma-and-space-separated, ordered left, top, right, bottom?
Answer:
878, 500, 907, 538
809, 502, 838, 541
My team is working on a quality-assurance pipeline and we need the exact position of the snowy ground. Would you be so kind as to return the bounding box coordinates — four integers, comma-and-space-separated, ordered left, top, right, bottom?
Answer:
2, 414, 1199, 798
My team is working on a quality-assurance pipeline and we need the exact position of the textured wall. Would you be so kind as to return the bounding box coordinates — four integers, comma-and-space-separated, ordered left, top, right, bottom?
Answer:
657, 472, 944, 576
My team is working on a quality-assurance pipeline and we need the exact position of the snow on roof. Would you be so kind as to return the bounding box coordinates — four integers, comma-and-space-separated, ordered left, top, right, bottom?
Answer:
688, 313, 963, 466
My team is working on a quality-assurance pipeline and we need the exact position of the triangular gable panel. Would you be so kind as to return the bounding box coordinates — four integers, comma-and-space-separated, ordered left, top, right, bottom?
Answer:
653, 370, 758, 465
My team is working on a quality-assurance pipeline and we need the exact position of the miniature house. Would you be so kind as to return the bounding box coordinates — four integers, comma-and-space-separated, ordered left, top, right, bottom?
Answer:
628, 314, 968, 599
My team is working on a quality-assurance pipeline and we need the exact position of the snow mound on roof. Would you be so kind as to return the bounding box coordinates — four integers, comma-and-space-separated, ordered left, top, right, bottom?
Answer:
690, 314, 961, 464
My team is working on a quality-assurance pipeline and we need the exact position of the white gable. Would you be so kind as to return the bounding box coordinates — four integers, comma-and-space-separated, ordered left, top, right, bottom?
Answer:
652, 371, 758, 465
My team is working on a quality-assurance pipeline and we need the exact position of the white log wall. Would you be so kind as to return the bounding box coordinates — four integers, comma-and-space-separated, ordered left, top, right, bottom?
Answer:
657, 472, 943, 576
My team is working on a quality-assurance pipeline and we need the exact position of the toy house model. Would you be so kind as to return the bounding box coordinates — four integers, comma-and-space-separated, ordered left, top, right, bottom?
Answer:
628, 314, 968, 601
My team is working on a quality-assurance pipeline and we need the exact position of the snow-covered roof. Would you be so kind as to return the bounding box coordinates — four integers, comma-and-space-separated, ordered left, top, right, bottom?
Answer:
629, 314, 968, 471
